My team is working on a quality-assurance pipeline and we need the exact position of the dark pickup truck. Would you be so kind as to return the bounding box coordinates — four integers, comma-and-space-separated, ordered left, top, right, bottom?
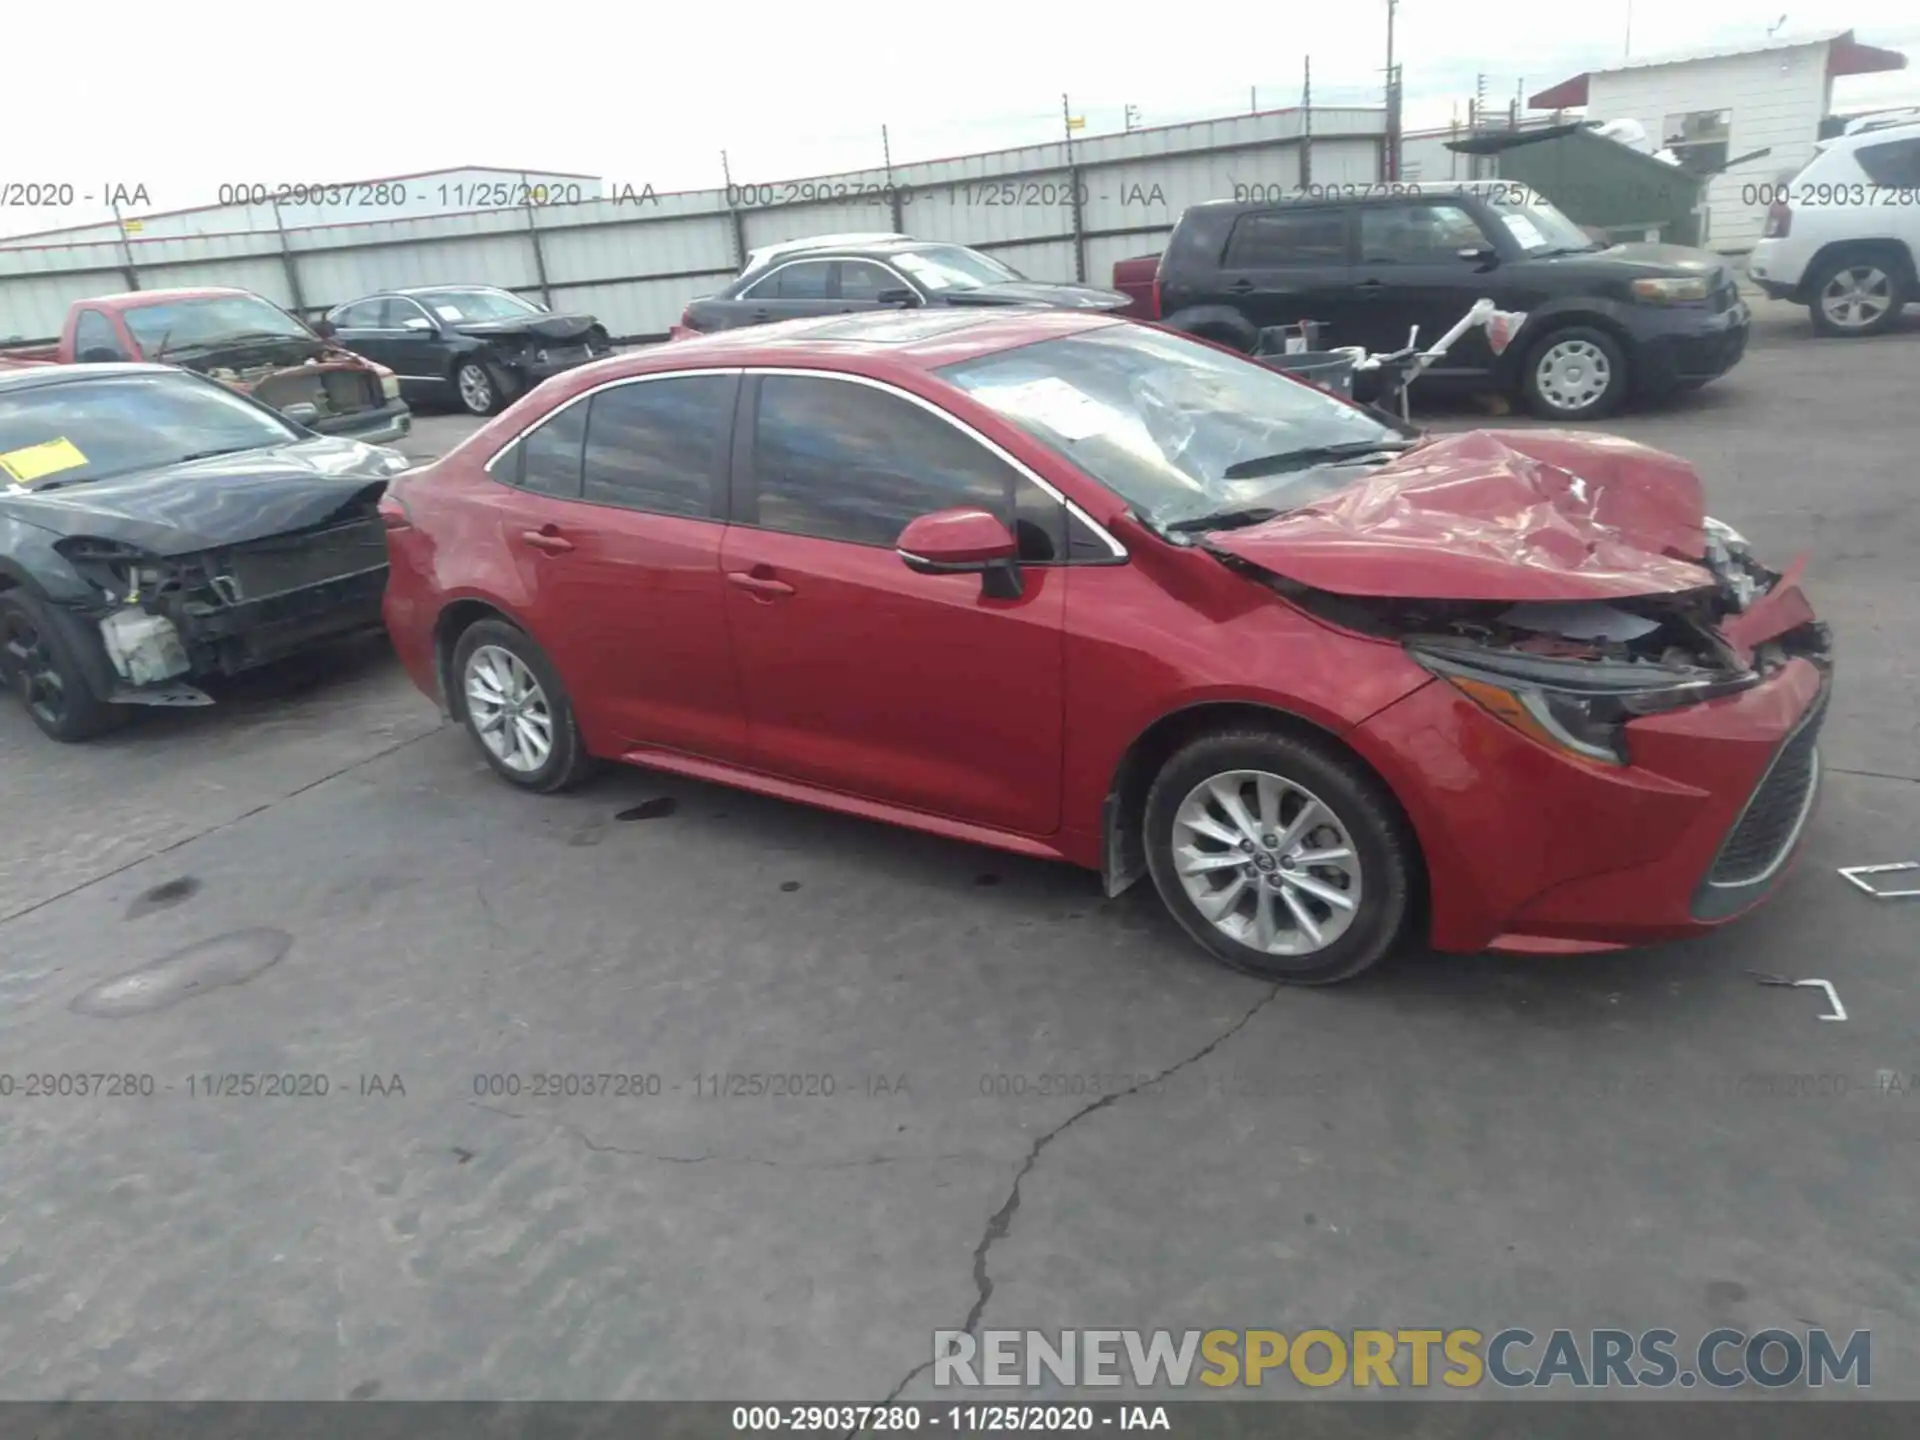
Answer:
0, 287, 411, 443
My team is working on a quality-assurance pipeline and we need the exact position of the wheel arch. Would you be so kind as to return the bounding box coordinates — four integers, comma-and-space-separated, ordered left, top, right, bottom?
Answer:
432, 596, 524, 722
1795, 238, 1917, 302
1499, 307, 1638, 386
1099, 700, 1429, 921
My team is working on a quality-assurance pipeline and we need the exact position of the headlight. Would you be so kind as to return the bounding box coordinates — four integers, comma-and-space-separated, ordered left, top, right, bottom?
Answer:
380, 374, 401, 399
1410, 643, 1759, 766
1632, 276, 1710, 303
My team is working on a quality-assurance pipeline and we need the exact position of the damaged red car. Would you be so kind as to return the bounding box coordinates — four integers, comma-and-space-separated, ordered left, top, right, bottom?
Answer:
380, 309, 1831, 984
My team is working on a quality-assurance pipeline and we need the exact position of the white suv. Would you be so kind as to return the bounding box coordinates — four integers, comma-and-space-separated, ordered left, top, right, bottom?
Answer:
1747, 119, 1920, 337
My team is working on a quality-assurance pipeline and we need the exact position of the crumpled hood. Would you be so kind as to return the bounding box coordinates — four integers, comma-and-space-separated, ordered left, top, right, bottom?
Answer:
450, 313, 599, 342
0, 436, 395, 555
1206, 429, 1716, 602
940, 281, 1132, 311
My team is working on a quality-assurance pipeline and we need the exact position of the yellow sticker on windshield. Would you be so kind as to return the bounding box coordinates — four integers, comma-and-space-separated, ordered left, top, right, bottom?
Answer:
0, 436, 90, 486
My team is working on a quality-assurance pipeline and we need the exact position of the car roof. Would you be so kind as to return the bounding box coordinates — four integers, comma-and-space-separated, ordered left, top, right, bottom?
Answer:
1828, 116, 1920, 145
611, 307, 1120, 374
0, 362, 183, 393
1185, 187, 1488, 218
391, 284, 516, 295
750, 238, 966, 264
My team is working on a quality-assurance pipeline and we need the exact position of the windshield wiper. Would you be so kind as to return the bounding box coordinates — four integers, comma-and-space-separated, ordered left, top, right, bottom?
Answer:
174, 445, 266, 464
1163, 506, 1283, 535
1221, 438, 1419, 482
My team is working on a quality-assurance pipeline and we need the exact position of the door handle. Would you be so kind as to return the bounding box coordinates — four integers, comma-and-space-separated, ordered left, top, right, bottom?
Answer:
727, 570, 795, 599
1355, 279, 1387, 298
1227, 279, 1256, 294
751, 310, 772, 322
520, 526, 574, 554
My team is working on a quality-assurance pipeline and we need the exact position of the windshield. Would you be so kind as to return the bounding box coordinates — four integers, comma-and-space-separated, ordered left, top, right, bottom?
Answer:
121, 295, 314, 355
891, 245, 1024, 291
416, 288, 544, 322
939, 323, 1407, 529
0, 371, 297, 488
1480, 190, 1602, 254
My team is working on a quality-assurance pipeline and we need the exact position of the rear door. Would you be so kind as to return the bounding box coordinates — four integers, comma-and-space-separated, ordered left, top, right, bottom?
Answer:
702, 260, 843, 331
1343, 200, 1504, 376
1210, 205, 1355, 337
480, 371, 750, 759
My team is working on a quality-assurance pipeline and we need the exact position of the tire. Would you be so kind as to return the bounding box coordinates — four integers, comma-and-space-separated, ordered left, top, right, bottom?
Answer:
1519, 324, 1629, 421
1143, 728, 1415, 985
450, 619, 596, 792
0, 589, 129, 742
1806, 251, 1909, 338
452, 358, 511, 417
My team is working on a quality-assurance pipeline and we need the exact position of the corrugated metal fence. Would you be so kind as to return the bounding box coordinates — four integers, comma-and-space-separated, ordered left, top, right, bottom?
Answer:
0, 109, 1386, 343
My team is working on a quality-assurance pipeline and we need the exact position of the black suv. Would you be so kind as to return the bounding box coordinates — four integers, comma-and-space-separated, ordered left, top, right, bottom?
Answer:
1155, 187, 1750, 420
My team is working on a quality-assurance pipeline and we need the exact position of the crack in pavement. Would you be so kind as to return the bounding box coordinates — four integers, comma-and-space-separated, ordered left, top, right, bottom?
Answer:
1829, 765, 1920, 785
468, 1100, 979, 1170
0, 724, 446, 929
855, 982, 1283, 1429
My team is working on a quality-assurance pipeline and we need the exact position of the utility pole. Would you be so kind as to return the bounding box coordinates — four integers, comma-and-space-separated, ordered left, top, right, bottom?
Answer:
1624, 0, 1633, 59
1062, 92, 1087, 282
1383, 0, 1401, 181
1301, 57, 1314, 188
1124, 104, 1141, 132
882, 124, 905, 232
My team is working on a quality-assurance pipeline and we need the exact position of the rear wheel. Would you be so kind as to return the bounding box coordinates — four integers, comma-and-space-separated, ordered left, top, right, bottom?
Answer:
0, 590, 127, 742
1520, 325, 1629, 421
451, 619, 596, 792
1143, 728, 1415, 985
1807, 252, 1909, 337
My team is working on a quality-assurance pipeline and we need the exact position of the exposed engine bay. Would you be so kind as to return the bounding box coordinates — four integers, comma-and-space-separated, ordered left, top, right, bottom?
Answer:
192, 338, 387, 418
52, 498, 390, 704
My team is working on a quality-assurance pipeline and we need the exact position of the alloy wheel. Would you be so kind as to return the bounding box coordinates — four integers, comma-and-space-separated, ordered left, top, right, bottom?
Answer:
1819, 265, 1894, 331
1533, 338, 1613, 413
1, 612, 66, 729
464, 644, 553, 773
1170, 769, 1364, 957
457, 363, 494, 414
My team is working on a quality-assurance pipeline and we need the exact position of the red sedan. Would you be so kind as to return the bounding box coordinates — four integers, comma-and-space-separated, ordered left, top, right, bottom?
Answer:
379, 308, 1830, 985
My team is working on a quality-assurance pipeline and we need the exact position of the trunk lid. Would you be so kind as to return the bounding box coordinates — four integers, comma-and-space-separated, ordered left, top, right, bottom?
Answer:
1204, 429, 1718, 602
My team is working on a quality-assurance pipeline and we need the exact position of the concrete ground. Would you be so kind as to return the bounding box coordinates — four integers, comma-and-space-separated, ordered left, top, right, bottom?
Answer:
1, 298, 1917, 1406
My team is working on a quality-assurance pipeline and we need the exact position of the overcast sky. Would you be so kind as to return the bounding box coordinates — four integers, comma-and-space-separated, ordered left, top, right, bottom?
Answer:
4, 0, 1918, 239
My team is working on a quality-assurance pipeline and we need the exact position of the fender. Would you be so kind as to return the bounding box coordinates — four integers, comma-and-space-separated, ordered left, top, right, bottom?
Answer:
1494, 299, 1640, 384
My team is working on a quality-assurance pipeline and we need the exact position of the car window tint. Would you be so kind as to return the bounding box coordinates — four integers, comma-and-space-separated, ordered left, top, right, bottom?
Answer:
1012, 477, 1066, 562
389, 299, 432, 328
73, 310, 124, 359
581, 376, 731, 519
1856, 138, 1920, 188
512, 399, 588, 498
746, 375, 1015, 547
333, 301, 376, 328
1223, 209, 1350, 267
1359, 203, 1488, 262
772, 261, 832, 300
836, 261, 896, 300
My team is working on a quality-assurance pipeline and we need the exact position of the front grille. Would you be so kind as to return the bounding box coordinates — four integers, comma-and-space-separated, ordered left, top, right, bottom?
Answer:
219, 515, 388, 602
1707, 688, 1827, 887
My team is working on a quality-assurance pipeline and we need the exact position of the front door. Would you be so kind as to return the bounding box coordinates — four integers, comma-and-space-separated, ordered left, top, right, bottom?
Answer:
719, 372, 1066, 836
481, 373, 750, 760
1342, 201, 1503, 379
711, 259, 845, 331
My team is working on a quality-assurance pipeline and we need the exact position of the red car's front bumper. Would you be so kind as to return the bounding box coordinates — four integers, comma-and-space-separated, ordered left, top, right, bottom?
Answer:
1354, 654, 1830, 955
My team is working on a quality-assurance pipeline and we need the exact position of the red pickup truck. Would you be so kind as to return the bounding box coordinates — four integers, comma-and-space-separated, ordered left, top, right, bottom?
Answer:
0, 287, 411, 443
1111, 253, 1162, 319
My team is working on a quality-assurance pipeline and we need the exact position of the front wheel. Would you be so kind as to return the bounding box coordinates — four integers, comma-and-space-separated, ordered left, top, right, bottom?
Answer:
1519, 325, 1629, 421
451, 619, 596, 792
0, 590, 128, 742
1143, 729, 1416, 985
453, 359, 510, 417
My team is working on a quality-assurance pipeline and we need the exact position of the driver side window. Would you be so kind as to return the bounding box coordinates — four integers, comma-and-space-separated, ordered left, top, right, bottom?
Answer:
1358, 203, 1491, 263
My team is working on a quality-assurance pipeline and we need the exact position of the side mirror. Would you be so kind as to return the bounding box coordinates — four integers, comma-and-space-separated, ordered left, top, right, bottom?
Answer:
876, 287, 920, 308
282, 402, 320, 427
896, 508, 1022, 597
401, 317, 434, 332
311, 318, 337, 339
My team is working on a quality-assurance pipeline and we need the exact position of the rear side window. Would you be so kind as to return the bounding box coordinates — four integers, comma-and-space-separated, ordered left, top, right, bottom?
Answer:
1856, 138, 1920, 188
581, 375, 733, 518
1223, 209, 1350, 267
72, 310, 126, 360
497, 399, 588, 498
745, 261, 832, 301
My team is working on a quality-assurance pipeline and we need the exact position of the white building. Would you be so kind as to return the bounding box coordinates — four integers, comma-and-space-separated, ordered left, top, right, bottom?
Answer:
1528, 29, 1908, 252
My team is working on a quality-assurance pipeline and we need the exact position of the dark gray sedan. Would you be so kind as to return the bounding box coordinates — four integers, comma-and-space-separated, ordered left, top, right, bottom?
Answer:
675, 240, 1131, 336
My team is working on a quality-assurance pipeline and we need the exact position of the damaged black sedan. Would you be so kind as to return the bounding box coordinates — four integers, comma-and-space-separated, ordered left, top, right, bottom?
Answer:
320, 285, 615, 417
0, 364, 410, 741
